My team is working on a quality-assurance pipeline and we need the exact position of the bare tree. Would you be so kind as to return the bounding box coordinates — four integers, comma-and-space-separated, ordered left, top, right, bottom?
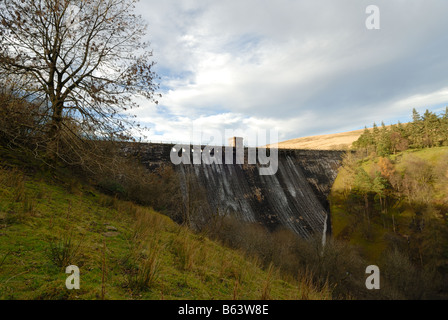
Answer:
0, 0, 159, 161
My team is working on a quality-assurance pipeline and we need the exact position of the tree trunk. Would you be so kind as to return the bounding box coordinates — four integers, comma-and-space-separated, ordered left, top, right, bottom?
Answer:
46, 100, 64, 161
392, 213, 396, 234
364, 194, 370, 224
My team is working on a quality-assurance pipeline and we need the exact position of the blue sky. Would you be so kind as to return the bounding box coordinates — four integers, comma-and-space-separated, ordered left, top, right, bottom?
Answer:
132, 0, 448, 145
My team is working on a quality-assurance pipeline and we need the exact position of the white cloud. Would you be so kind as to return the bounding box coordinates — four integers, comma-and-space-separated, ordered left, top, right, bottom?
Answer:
134, 0, 448, 144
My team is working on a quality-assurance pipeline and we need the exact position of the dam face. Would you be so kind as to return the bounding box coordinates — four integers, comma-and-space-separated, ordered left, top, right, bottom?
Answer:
125, 143, 344, 239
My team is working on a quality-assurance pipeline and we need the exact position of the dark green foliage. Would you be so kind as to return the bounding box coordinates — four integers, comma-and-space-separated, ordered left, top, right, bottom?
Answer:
354, 168, 373, 193
97, 180, 127, 197
353, 108, 448, 155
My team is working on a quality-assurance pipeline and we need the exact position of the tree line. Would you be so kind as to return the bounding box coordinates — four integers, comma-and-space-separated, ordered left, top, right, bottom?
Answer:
353, 108, 448, 156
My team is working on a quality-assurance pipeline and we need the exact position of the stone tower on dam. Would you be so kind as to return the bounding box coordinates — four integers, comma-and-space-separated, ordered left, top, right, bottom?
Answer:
125, 141, 344, 239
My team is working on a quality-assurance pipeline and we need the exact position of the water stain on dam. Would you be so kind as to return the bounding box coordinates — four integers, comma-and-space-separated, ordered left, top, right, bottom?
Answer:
128, 143, 344, 239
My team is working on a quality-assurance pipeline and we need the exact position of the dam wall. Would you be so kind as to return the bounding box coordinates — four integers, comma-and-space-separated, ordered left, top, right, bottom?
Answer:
123, 142, 344, 239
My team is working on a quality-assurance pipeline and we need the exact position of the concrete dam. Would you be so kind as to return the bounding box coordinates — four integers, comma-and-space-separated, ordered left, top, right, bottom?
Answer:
127, 142, 344, 239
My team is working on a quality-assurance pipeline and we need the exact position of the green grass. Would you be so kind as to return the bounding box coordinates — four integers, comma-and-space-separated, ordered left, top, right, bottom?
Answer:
394, 147, 448, 202
391, 146, 448, 163
0, 165, 329, 300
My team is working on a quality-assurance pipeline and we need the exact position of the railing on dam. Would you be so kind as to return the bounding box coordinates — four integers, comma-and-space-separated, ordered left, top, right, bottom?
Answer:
122, 141, 347, 164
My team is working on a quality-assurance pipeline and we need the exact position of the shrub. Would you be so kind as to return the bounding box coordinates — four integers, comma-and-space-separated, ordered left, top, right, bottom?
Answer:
126, 246, 160, 292
45, 233, 82, 270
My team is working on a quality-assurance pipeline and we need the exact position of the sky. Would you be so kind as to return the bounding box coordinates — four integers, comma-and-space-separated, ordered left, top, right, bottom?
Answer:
132, 0, 448, 146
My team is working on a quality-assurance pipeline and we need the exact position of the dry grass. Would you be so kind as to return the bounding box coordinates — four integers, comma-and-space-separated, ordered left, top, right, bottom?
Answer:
272, 124, 404, 150
124, 208, 166, 292
295, 269, 331, 300
273, 129, 365, 150
172, 228, 202, 271
260, 263, 275, 300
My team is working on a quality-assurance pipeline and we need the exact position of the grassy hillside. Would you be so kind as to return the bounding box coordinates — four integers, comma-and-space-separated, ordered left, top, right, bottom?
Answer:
0, 161, 328, 300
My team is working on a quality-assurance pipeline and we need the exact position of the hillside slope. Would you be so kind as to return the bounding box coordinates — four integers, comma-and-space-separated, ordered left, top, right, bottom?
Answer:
330, 146, 448, 272
274, 124, 403, 150
0, 164, 328, 300
274, 129, 365, 150
328, 146, 448, 299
